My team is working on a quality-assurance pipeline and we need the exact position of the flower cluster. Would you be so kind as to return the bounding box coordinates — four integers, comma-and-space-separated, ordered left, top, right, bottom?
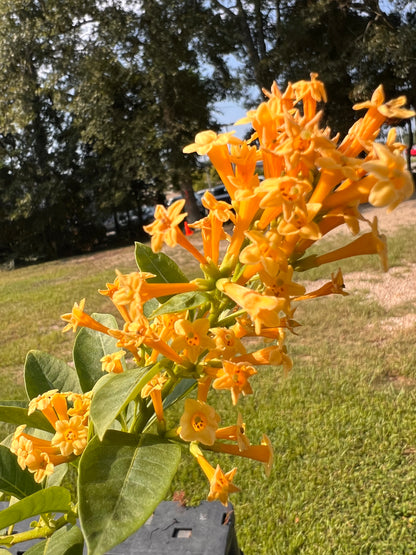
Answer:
10, 390, 91, 483
12, 75, 414, 508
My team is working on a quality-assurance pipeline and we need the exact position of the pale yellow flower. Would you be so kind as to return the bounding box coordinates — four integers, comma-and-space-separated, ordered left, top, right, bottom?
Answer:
219, 281, 284, 335
363, 143, 414, 212
179, 399, 221, 445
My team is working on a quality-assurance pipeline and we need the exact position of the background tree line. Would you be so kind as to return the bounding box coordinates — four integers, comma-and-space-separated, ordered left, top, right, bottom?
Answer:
0, 0, 414, 263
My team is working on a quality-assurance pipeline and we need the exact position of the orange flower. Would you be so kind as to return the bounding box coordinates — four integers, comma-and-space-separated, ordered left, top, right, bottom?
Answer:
191, 444, 240, 506
363, 143, 414, 212
51, 415, 88, 457
141, 373, 168, 422
292, 73, 327, 121
178, 399, 221, 445
61, 299, 110, 335
210, 434, 274, 477
218, 280, 283, 335
183, 130, 241, 195
212, 360, 257, 405
215, 413, 250, 452
100, 350, 126, 374
171, 318, 216, 363
205, 327, 246, 361
11, 390, 90, 483
144, 200, 207, 264
294, 269, 348, 301
296, 217, 388, 272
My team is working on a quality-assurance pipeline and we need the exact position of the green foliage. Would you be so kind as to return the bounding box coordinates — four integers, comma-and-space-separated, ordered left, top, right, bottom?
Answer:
0, 488, 72, 530
135, 242, 189, 285
78, 431, 181, 555
23, 524, 84, 555
24, 351, 82, 400
73, 313, 121, 393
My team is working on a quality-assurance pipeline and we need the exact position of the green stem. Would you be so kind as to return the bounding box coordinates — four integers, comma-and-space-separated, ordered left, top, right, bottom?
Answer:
216, 308, 246, 328
0, 512, 76, 547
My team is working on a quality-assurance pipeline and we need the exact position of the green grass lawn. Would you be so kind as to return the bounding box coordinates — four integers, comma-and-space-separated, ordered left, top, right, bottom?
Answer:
1, 223, 416, 553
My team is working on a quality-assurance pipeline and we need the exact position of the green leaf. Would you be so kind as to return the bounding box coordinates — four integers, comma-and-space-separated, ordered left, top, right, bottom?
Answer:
0, 402, 54, 433
73, 313, 121, 392
143, 297, 160, 318
0, 487, 72, 529
45, 464, 68, 489
78, 431, 181, 555
134, 242, 189, 301
23, 524, 84, 555
90, 365, 160, 440
24, 351, 82, 401
150, 291, 211, 317
0, 445, 41, 499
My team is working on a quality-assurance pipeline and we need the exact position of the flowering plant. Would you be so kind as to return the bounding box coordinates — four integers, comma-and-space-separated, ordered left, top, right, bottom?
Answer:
0, 74, 414, 554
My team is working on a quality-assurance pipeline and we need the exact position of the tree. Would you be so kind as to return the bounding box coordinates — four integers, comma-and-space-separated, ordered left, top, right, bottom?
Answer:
0, 0, 226, 261
204, 1, 416, 139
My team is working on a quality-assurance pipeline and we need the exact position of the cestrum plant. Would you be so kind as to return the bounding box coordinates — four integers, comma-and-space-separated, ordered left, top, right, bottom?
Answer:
0, 74, 414, 554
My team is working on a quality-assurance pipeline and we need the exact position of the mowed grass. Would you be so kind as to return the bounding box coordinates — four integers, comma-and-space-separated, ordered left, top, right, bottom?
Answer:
1, 221, 416, 553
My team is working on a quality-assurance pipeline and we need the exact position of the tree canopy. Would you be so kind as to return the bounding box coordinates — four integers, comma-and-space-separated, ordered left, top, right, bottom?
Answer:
0, 0, 414, 262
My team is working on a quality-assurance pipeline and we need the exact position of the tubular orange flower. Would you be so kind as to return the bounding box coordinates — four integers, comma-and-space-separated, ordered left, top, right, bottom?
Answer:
200, 192, 233, 264
363, 143, 414, 212
218, 280, 284, 335
340, 85, 415, 158
212, 360, 257, 405
141, 373, 168, 422
209, 434, 274, 477
28, 391, 69, 427
292, 73, 327, 121
231, 344, 287, 367
239, 229, 288, 280
183, 130, 241, 195
143, 200, 208, 265
67, 391, 92, 425
61, 299, 110, 335
215, 413, 250, 452
10, 420, 77, 483
191, 444, 240, 507
205, 327, 246, 361
171, 318, 216, 363
294, 269, 348, 301
296, 218, 388, 272
178, 399, 221, 445
100, 350, 126, 374
277, 201, 322, 242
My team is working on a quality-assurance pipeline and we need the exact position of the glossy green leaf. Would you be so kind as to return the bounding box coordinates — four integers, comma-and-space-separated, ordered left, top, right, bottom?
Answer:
90, 365, 160, 440
0, 402, 54, 433
135, 241, 189, 302
0, 487, 72, 529
24, 351, 81, 401
150, 291, 211, 317
0, 445, 41, 499
73, 313, 120, 392
23, 524, 84, 555
78, 431, 181, 555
